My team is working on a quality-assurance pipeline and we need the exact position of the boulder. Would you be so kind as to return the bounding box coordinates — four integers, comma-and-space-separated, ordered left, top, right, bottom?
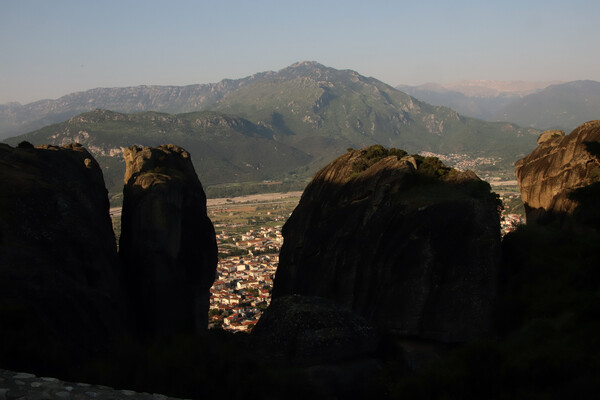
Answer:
272, 147, 501, 343
119, 144, 217, 337
0, 143, 125, 371
515, 120, 600, 225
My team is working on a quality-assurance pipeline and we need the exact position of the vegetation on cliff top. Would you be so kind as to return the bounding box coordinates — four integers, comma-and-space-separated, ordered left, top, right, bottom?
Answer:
349, 144, 453, 179
347, 145, 500, 209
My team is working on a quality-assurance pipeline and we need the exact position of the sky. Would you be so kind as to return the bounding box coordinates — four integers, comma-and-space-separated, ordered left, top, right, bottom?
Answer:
1, 0, 600, 104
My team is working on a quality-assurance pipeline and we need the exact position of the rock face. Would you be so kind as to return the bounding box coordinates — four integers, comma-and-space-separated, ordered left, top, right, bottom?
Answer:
0, 143, 125, 370
272, 147, 501, 343
119, 144, 217, 337
515, 120, 600, 224
251, 294, 383, 398
252, 295, 380, 365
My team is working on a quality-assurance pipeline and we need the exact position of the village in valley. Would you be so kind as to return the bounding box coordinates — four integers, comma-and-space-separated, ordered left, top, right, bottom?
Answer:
205, 192, 300, 332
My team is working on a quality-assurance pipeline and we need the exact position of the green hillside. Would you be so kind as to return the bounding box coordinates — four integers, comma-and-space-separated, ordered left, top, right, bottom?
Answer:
4, 110, 313, 196
214, 62, 539, 166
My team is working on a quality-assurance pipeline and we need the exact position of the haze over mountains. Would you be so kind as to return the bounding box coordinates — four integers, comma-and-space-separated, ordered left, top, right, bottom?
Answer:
2, 62, 598, 142
398, 80, 600, 131
495, 80, 600, 130
3, 62, 542, 196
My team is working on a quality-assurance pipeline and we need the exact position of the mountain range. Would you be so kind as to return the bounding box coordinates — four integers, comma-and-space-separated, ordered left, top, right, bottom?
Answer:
3, 62, 541, 196
398, 80, 600, 131
494, 80, 600, 130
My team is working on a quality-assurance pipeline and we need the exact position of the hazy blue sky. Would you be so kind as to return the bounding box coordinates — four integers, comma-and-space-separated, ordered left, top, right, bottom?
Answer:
1, 0, 599, 104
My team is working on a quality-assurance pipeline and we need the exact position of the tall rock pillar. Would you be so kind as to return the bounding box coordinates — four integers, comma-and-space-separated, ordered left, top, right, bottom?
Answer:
119, 145, 217, 337
0, 143, 125, 371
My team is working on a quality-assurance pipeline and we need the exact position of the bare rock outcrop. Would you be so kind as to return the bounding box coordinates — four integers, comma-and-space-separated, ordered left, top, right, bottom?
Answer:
252, 295, 380, 365
515, 120, 600, 224
272, 147, 501, 343
119, 144, 217, 337
251, 294, 382, 398
0, 143, 125, 371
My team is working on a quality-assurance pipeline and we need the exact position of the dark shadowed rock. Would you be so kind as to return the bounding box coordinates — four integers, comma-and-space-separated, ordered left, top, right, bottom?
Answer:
272, 147, 502, 343
0, 143, 125, 372
119, 144, 217, 338
251, 294, 384, 398
515, 120, 600, 225
252, 294, 380, 365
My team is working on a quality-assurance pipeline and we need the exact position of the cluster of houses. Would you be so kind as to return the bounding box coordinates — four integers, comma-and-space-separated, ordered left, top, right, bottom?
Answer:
209, 227, 281, 332
419, 151, 500, 172
216, 225, 283, 256
498, 193, 526, 236
501, 212, 526, 236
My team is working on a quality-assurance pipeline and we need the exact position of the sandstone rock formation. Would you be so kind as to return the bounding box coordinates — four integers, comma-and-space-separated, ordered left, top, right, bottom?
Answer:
515, 120, 600, 225
251, 294, 383, 398
252, 295, 380, 365
0, 143, 125, 371
272, 147, 502, 343
119, 144, 217, 337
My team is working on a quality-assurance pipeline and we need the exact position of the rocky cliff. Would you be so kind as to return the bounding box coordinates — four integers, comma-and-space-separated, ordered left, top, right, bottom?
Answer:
515, 120, 600, 225
0, 142, 126, 371
119, 144, 217, 337
252, 295, 380, 366
272, 146, 502, 343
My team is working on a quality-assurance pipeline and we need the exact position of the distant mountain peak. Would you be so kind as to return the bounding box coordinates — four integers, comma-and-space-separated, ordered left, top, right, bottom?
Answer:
288, 61, 322, 68
445, 80, 562, 97
398, 82, 448, 93
400, 80, 563, 99
278, 61, 334, 77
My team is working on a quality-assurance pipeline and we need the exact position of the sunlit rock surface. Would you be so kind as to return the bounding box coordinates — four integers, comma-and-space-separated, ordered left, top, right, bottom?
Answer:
515, 120, 600, 224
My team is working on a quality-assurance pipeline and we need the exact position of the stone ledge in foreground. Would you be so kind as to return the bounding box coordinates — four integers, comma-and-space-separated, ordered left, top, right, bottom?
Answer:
0, 369, 186, 400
